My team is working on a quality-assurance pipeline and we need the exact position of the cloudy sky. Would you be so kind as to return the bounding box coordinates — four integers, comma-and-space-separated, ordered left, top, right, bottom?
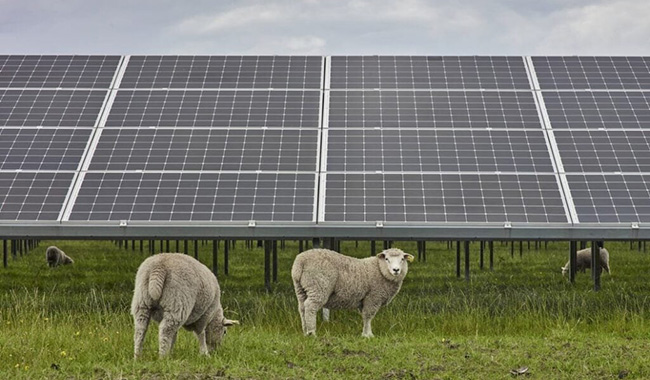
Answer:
1, 0, 649, 55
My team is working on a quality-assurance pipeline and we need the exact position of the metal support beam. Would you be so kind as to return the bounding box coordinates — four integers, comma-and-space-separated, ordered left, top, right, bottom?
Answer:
370, 241, 376, 256
272, 240, 278, 283
479, 241, 484, 270
489, 241, 494, 271
3, 240, 7, 268
224, 240, 229, 275
592, 241, 601, 291
264, 240, 272, 293
194, 240, 199, 259
569, 241, 577, 283
212, 240, 218, 275
456, 241, 461, 278
464, 241, 470, 281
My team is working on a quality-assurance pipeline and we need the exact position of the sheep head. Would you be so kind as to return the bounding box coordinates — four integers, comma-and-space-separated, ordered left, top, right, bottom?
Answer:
377, 248, 414, 281
206, 317, 239, 351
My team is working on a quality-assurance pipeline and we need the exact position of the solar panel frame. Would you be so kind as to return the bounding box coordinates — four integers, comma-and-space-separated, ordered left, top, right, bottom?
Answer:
321, 172, 568, 223
542, 91, 650, 130
325, 128, 554, 173
120, 56, 323, 89
567, 174, 650, 223
329, 56, 532, 90
0, 55, 121, 89
0, 171, 75, 221
89, 128, 319, 171
0, 89, 109, 128
104, 89, 322, 129
69, 171, 317, 222
0, 128, 93, 171
327, 90, 542, 129
532, 56, 650, 90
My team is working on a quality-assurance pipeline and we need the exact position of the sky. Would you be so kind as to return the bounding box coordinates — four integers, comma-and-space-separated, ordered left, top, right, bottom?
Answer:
1, 0, 650, 55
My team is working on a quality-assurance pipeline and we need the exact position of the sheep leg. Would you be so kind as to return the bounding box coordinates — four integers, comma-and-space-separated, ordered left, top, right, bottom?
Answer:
294, 284, 308, 334
322, 308, 330, 322
133, 310, 151, 359
303, 297, 326, 336
158, 317, 182, 357
361, 303, 381, 338
195, 330, 209, 355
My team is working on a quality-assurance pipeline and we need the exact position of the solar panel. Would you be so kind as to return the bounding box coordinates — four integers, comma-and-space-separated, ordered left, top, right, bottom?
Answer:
120, 56, 323, 89
0, 89, 108, 128
69, 172, 315, 222
323, 173, 567, 223
89, 128, 318, 171
328, 90, 541, 129
533, 56, 650, 90
105, 90, 321, 129
0, 128, 92, 170
0, 171, 74, 221
554, 129, 650, 173
330, 56, 531, 89
0, 55, 120, 89
326, 129, 554, 172
567, 174, 650, 223
542, 91, 650, 129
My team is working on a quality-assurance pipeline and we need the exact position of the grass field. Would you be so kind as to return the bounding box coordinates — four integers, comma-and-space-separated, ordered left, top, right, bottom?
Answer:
1, 239, 650, 379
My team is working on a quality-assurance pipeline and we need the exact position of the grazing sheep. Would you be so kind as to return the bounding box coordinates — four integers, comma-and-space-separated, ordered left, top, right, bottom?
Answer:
291, 248, 414, 337
45, 246, 73, 267
131, 253, 238, 359
562, 242, 610, 276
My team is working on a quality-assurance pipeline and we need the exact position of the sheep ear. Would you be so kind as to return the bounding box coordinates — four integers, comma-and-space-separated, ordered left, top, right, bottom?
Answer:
404, 254, 415, 263
223, 319, 239, 327
377, 252, 386, 259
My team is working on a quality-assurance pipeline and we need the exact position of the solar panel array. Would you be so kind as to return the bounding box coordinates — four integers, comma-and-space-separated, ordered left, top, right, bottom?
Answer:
1, 55, 650, 234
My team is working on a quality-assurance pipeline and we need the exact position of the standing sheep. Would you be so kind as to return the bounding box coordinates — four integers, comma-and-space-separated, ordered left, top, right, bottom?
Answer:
131, 253, 238, 359
291, 248, 414, 337
45, 246, 73, 267
562, 242, 611, 276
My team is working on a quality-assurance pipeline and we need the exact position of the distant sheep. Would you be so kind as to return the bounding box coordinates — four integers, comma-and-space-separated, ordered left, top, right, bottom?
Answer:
291, 248, 414, 337
45, 246, 73, 267
562, 242, 610, 276
131, 253, 238, 358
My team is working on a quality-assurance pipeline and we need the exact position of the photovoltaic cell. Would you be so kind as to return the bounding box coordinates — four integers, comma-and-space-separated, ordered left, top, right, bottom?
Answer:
328, 90, 541, 129
323, 173, 566, 223
0, 55, 120, 89
0, 172, 74, 221
69, 172, 315, 222
121, 56, 323, 89
105, 90, 321, 128
554, 129, 650, 173
330, 56, 531, 89
327, 129, 553, 172
0, 128, 92, 170
567, 174, 650, 223
89, 128, 318, 171
0, 89, 108, 128
533, 56, 650, 90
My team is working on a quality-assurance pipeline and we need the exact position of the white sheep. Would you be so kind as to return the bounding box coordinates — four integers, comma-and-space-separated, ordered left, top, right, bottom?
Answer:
131, 253, 238, 359
291, 248, 414, 337
562, 243, 611, 276
45, 246, 73, 267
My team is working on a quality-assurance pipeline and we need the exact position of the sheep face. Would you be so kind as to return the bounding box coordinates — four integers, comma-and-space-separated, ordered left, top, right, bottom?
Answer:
377, 249, 414, 280
205, 317, 239, 351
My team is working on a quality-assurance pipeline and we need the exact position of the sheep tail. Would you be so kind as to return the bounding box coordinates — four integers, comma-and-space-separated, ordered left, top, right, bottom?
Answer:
291, 255, 304, 283
147, 267, 167, 301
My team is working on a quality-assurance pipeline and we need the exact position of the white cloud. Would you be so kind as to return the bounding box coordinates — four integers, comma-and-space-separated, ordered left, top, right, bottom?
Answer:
175, 4, 287, 34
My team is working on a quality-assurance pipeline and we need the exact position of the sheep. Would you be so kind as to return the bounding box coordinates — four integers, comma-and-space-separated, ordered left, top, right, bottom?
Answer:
130, 253, 238, 359
45, 246, 73, 267
561, 242, 610, 276
291, 248, 414, 337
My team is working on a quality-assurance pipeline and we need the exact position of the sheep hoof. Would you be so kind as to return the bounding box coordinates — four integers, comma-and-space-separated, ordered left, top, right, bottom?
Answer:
362, 332, 374, 338
305, 331, 316, 337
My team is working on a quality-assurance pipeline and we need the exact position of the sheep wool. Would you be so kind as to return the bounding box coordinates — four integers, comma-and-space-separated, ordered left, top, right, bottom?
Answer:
131, 253, 238, 358
292, 248, 414, 337
562, 247, 611, 276
45, 246, 74, 267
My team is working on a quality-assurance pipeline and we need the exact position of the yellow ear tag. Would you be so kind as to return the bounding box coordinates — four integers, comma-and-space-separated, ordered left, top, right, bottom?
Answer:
406, 255, 414, 263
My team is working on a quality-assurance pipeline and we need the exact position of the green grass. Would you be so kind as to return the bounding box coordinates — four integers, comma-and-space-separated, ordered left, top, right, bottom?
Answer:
1, 240, 650, 379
